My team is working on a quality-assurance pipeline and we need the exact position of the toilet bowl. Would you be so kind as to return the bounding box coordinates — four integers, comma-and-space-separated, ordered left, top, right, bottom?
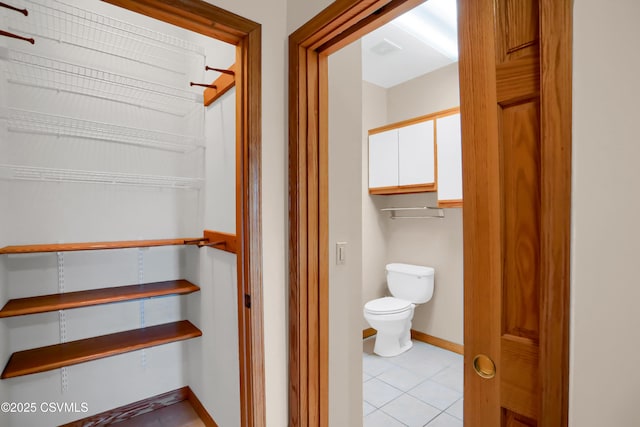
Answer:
364, 263, 434, 357
364, 297, 415, 357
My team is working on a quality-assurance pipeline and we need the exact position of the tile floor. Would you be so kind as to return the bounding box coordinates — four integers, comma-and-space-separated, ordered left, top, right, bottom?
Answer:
363, 337, 463, 427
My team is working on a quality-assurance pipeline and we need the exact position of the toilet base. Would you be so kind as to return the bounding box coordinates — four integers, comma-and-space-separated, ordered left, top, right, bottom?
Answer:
373, 333, 413, 357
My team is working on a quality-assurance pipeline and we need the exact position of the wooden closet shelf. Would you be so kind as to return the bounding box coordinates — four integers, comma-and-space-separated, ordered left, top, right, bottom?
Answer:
0, 280, 199, 318
0, 238, 203, 254
1, 320, 202, 379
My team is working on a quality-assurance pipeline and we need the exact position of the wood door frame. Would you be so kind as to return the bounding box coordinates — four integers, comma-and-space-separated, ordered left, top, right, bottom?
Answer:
288, 0, 571, 426
103, 1, 264, 426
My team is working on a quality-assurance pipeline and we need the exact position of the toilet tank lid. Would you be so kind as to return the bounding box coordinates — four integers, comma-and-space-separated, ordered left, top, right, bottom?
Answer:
386, 263, 434, 276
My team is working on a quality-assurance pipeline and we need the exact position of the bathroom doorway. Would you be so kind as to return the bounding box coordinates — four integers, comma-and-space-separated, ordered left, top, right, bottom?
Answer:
326, 1, 464, 424
289, 0, 572, 426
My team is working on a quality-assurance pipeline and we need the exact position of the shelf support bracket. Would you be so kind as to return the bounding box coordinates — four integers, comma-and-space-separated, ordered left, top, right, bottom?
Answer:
202, 62, 237, 106
57, 252, 69, 393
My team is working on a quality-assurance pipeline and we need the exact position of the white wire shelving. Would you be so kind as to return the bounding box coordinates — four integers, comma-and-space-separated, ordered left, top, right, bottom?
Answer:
0, 48, 202, 117
0, 0, 208, 191
0, 165, 204, 190
8, 0, 204, 75
1, 108, 205, 153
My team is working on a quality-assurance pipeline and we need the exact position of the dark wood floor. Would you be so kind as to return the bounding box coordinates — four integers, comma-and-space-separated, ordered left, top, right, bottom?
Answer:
113, 401, 205, 427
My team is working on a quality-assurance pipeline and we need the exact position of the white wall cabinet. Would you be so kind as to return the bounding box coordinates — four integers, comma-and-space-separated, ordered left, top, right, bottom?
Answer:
368, 108, 463, 206
368, 120, 436, 194
435, 112, 463, 207
368, 128, 399, 189
399, 120, 436, 186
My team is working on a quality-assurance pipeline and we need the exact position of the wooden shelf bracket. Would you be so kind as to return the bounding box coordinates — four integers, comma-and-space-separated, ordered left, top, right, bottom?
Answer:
201, 230, 237, 254
202, 63, 237, 106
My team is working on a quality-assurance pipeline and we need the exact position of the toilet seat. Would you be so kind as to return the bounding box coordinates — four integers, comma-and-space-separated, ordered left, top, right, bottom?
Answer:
364, 297, 412, 315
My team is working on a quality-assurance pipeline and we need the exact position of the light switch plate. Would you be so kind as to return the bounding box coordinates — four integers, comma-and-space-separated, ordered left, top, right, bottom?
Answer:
336, 242, 347, 265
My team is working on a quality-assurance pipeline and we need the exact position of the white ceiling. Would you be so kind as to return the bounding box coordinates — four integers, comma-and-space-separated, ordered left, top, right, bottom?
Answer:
362, 0, 458, 89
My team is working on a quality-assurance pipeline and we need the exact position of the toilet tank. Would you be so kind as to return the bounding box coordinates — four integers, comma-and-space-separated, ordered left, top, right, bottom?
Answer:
386, 263, 435, 304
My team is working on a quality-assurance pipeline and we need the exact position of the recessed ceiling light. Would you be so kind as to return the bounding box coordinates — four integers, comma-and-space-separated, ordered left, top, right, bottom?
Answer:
392, 0, 458, 60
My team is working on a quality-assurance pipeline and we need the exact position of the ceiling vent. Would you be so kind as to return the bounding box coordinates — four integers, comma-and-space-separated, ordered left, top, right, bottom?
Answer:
370, 38, 402, 56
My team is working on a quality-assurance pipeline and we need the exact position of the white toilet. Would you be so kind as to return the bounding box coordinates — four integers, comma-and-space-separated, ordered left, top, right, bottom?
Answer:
363, 263, 435, 357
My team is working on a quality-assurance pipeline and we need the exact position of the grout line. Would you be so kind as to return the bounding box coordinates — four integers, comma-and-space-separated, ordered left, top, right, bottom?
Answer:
379, 407, 410, 426
441, 397, 464, 420
363, 341, 464, 426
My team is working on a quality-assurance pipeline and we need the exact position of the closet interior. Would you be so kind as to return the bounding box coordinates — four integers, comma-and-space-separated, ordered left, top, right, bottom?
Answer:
0, 0, 240, 425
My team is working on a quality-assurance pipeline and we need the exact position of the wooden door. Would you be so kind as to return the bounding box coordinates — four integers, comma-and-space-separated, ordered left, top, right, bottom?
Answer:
459, 0, 571, 426
289, 0, 571, 425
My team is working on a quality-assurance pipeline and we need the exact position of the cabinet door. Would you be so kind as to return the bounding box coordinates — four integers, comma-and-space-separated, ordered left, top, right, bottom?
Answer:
398, 120, 435, 187
436, 113, 463, 205
368, 129, 398, 189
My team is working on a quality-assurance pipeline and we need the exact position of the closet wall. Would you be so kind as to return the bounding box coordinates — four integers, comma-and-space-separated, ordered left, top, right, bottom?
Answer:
0, 0, 238, 425
187, 89, 240, 427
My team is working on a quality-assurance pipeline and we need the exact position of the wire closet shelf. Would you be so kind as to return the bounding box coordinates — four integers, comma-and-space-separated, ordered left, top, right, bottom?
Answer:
0, 0, 208, 190
7, 0, 205, 74
0, 165, 204, 189
0, 48, 202, 117
1, 108, 205, 153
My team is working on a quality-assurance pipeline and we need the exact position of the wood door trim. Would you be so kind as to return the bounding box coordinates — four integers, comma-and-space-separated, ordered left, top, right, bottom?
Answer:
539, 0, 572, 425
289, 1, 571, 427
289, 4, 404, 425
102, 1, 264, 426
458, 0, 502, 424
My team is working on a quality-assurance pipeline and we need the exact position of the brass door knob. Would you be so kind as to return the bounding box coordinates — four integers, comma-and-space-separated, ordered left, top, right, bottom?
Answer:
472, 354, 496, 379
